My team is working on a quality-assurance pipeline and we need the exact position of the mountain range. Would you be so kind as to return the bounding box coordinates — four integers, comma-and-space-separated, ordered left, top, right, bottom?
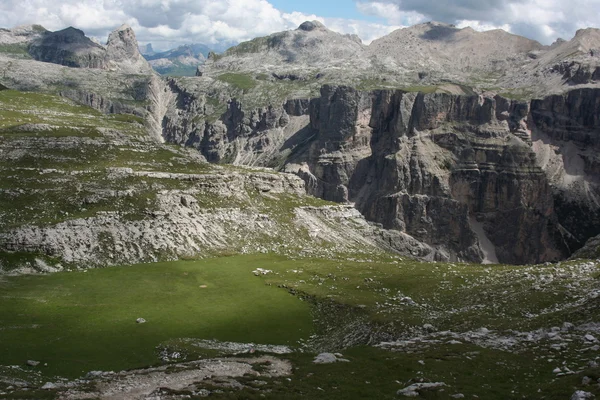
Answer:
1, 20, 600, 266
1, 19, 600, 399
140, 43, 211, 76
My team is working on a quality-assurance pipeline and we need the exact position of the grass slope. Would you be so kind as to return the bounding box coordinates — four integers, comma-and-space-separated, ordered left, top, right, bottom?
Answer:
0, 256, 313, 378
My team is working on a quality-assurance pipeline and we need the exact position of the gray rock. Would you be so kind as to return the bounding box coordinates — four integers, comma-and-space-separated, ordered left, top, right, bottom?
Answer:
136, 318, 146, 324
585, 334, 597, 342
313, 353, 338, 364
563, 322, 575, 331
26, 360, 40, 367
397, 382, 446, 397
41, 382, 58, 390
571, 390, 595, 400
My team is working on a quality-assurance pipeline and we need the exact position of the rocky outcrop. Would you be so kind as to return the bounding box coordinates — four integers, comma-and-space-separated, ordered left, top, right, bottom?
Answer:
156, 78, 600, 263
162, 78, 311, 166
158, 83, 586, 263
26, 24, 152, 74
59, 74, 170, 142
27, 27, 106, 68
549, 61, 600, 85
571, 233, 600, 259
105, 24, 153, 74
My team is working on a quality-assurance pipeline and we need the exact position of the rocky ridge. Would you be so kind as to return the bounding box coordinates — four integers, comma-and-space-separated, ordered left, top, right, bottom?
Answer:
2, 21, 600, 265
3, 23, 152, 74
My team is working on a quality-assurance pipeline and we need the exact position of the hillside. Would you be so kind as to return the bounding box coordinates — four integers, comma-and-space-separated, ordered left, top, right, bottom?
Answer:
0, 21, 599, 400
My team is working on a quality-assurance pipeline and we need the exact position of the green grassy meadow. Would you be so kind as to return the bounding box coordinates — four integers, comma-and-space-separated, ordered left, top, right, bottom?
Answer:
0, 256, 313, 378
0, 253, 599, 399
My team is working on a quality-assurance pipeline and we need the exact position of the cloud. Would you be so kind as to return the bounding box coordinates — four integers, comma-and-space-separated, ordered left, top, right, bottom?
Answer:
0, 0, 399, 50
356, 1, 425, 26
358, 0, 600, 44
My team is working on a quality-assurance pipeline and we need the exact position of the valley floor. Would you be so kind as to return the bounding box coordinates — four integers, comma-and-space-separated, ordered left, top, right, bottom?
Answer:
0, 254, 599, 399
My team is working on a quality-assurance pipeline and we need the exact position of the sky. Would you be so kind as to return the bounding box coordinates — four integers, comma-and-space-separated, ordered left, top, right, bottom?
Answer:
0, 0, 598, 51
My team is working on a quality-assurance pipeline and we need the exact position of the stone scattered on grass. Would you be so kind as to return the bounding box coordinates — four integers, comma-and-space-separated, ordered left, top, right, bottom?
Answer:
41, 382, 58, 390
397, 382, 446, 397
26, 360, 40, 367
584, 334, 597, 342
253, 268, 273, 276
136, 318, 146, 324
571, 390, 595, 400
313, 353, 350, 364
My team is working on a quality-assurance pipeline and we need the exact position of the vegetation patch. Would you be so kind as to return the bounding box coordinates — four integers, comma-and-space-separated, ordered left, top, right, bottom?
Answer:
0, 256, 314, 378
217, 73, 258, 92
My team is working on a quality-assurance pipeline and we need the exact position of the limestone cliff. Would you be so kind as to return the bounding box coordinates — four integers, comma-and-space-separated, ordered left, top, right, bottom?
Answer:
313, 88, 567, 264
529, 88, 600, 253
160, 84, 594, 264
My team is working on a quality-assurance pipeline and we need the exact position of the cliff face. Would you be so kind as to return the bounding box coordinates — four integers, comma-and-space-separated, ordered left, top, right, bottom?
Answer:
529, 88, 600, 254
285, 86, 373, 202
340, 90, 566, 264
157, 83, 600, 264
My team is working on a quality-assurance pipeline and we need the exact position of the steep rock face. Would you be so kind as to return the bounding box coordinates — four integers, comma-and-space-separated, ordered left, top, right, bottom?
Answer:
59, 74, 170, 142
286, 85, 373, 202
529, 88, 600, 253
105, 24, 153, 74
291, 88, 568, 264
162, 78, 310, 166
159, 84, 571, 263
201, 99, 290, 164
28, 27, 106, 68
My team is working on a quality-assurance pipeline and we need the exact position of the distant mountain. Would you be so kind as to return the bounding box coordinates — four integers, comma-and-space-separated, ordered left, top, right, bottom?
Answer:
205, 20, 367, 80
140, 43, 154, 56
141, 43, 212, 76
1, 23, 152, 74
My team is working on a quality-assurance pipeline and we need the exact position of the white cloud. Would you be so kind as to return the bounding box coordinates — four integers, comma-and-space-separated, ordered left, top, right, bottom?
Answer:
0, 0, 399, 50
324, 18, 401, 44
456, 20, 511, 33
356, 1, 425, 26
361, 0, 600, 44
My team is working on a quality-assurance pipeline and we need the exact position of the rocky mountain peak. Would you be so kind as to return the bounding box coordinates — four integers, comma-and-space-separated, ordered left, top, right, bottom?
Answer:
106, 24, 140, 60
141, 43, 154, 55
571, 28, 600, 52
297, 20, 326, 32
105, 23, 153, 73
27, 26, 106, 68
46, 27, 100, 47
